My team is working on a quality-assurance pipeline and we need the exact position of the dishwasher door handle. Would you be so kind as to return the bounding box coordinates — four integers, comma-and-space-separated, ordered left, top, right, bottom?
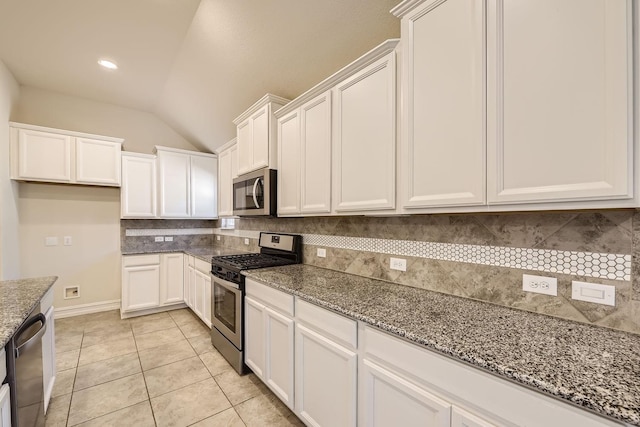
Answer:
14, 313, 46, 359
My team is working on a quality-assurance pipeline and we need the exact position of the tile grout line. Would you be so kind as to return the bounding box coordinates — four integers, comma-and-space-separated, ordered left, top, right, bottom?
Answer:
132, 321, 158, 427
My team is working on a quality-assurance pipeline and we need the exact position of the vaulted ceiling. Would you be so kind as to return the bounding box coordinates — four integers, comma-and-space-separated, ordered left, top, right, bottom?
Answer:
0, 0, 400, 152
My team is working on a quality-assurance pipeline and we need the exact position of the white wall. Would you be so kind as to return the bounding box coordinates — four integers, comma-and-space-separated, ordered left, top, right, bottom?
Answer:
18, 183, 121, 309
0, 61, 21, 279
12, 87, 200, 310
15, 86, 200, 154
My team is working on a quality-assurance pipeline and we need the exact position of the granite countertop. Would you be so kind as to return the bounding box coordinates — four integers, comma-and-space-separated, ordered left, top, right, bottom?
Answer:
121, 247, 250, 263
244, 264, 640, 426
0, 276, 57, 348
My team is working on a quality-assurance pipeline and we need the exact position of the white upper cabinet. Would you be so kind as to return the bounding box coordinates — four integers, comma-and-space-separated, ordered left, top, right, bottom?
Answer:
75, 137, 121, 186
121, 153, 157, 218
156, 146, 218, 219
276, 90, 333, 217
396, 0, 485, 210
486, 0, 633, 205
190, 154, 218, 218
277, 109, 301, 215
157, 149, 191, 218
217, 138, 237, 217
300, 92, 332, 214
10, 122, 122, 187
234, 94, 290, 176
333, 44, 398, 212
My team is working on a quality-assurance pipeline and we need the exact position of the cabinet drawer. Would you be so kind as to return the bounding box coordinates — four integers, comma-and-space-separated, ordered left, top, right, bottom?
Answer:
123, 254, 160, 267
194, 258, 210, 274
296, 299, 357, 349
245, 278, 294, 316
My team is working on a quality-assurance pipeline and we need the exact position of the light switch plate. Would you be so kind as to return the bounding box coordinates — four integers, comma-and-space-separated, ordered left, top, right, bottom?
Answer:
572, 281, 615, 306
45, 237, 58, 246
317, 248, 327, 258
64, 236, 72, 246
164, 236, 173, 242
244, 238, 250, 245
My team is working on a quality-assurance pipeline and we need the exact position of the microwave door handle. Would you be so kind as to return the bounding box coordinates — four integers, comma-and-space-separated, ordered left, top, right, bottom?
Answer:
252, 178, 260, 208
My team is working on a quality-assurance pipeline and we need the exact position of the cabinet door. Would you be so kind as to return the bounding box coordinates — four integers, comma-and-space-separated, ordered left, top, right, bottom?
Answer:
194, 270, 206, 320
218, 149, 233, 216
121, 154, 156, 218
183, 256, 191, 308
295, 323, 357, 427
230, 144, 239, 179
122, 265, 160, 312
264, 307, 294, 409
334, 52, 396, 212
203, 274, 212, 328
42, 306, 55, 414
188, 264, 196, 309
160, 253, 184, 306
158, 150, 191, 218
451, 406, 497, 427
17, 129, 71, 182
301, 92, 332, 214
487, 0, 633, 204
400, 0, 485, 209
191, 154, 218, 218
244, 296, 266, 378
75, 137, 121, 186
252, 105, 270, 171
277, 110, 301, 215
237, 119, 253, 175
360, 358, 451, 427
0, 384, 11, 427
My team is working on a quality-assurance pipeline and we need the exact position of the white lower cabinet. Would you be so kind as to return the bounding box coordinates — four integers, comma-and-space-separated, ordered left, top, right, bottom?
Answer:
0, 384, 10, 427
121, 253, 184, 316
244, 280, 295, 409
295, 323, 357, 427
451, 407, 497, 427
360, 358, 450, 427
190, 258, 212, 327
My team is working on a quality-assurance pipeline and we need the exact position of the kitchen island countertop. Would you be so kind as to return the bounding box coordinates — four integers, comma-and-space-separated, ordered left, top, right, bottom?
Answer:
0, 276, 57, 348
244, 264, 640, 426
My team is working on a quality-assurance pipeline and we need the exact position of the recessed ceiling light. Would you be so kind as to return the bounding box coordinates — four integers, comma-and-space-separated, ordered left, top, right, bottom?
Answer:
98, 59, 118, 70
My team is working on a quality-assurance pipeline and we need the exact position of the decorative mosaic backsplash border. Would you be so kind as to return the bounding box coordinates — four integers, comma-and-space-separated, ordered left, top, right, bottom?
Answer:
126, 228, 214, 237
301, 234, 631, 281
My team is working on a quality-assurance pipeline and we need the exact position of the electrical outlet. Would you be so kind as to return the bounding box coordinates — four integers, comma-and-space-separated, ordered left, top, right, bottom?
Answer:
572, 281, 615, 306
317, 248, 327, 258
522, 274, 557, 296
216, 235, 221, 241
244, 238, 250, 245
155, 236, 164, 242
164, 236, 174, 242
64, 236, 72, 246
390, 257, 407, 272
45, 237, 58, 246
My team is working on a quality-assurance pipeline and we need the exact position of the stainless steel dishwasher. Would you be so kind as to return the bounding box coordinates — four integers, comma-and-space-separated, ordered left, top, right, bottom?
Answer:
5, 306, 47, 427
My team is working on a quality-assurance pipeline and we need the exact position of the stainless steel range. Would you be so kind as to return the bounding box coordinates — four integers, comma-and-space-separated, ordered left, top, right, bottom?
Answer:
210, 232, 302, 375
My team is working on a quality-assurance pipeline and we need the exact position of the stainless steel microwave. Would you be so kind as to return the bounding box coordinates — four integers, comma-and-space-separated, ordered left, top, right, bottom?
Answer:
233, 168, 277, 216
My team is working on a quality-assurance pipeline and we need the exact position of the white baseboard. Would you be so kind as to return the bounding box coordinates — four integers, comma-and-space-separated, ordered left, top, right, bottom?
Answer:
119, 303, 187, 319
54, 299, 121, 319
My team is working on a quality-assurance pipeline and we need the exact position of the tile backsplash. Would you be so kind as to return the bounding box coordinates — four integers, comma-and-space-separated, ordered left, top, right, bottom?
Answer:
217, 210, 639, 335
120, 210, 640, 334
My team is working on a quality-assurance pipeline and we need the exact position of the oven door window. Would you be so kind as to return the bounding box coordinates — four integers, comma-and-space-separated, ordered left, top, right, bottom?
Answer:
214, 282, 237, 332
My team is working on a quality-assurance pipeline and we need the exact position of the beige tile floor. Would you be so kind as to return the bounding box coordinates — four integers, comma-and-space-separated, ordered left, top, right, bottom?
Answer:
47, 309, 304, 427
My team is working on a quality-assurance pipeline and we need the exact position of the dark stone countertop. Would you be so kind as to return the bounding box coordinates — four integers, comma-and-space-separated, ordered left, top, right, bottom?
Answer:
244, 264, 640, 426
0, 276, 57, 348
